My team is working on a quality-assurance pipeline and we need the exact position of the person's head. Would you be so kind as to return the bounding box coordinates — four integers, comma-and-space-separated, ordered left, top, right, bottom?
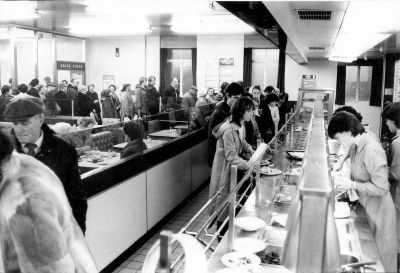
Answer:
30, 79, 39, 88
88, 84, 95, 92
250, 85, 261, 99
328, 111, 365, 148
220, 82, 229, 95
333, 106, 363, 122
231, 96, 254, 126
44, 76, 51, 84
263, 86, 275, 96
382, 102, 400, 133
11, 88, 19, 96
78, 117, 95, 129
102, 88, 111, 97
188, 86, 198, 96
139, 77, 147, 87
58, 82, 67, 92
62, 80, 68, 86
71, 78, 77, 86
225, 82, 244, 107
39, 85, 47, 95
0, 130, 14, 182
78, 85, 88, 94
273, 88, 280, 95
171, 77, 179, 89
109, 85, 116, 92
265, 93, 279, 107
5, 96, 45, 144
122, 84, 131, 92
123, 121, 144, 141
253, 97, 260, 116
18, 84, 28, 94
1, 85, 11, 96
206, 87, 215, 97
148, 76, 156, 87
51, 122, 71, 136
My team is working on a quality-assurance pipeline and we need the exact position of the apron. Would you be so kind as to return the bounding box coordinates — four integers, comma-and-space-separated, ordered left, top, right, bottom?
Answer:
350, 134, 397, 272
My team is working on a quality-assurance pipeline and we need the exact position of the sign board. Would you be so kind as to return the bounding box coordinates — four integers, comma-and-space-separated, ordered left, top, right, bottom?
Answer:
103, 75, 115, 90
384, 88, 394, 96
394, 60, 400, 102
57, 61, 85, 71
301, 75, 317, 89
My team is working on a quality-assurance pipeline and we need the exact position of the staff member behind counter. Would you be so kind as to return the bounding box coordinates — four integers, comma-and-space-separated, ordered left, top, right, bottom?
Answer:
328, 112, 396, 272
4, 94, 88, 233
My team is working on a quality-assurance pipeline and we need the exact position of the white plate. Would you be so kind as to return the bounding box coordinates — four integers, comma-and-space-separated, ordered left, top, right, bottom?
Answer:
235, 217, 265, 232
260, 166, 282, 176
216, 268, 250, 273
260, 159, 270, 166
221, 251, 260, 270
233, 238, 266, 253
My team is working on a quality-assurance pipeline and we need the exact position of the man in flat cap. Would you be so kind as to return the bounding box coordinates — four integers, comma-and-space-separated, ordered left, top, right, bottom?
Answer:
4, 95, 88, 234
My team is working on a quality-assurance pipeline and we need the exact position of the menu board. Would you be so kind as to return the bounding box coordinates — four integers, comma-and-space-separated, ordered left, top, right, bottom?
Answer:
393, 60, 400, 102
204, 57, 235, 92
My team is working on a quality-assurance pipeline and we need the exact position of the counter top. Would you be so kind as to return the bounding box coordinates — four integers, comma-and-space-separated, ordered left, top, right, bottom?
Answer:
206, 133, 384, 273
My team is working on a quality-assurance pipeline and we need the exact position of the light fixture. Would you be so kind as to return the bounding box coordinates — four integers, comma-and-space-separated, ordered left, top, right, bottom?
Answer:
328, 56, 357, 63
0, 2, 41, 21
364, 54, 368, 61
379, 46, 384, 53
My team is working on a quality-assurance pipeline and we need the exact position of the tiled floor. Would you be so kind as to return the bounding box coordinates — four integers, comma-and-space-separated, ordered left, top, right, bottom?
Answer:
112, 186, 211, 273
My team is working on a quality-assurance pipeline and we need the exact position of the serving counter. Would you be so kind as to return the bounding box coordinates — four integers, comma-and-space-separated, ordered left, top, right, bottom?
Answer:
171, 102, 385, 273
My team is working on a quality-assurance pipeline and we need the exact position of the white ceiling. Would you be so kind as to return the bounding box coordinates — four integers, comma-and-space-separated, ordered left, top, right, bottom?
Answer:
264, 1, 347, 60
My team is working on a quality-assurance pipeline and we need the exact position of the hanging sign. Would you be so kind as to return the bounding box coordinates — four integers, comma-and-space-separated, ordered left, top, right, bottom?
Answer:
301, 75, 317, 89
57, 61, 85, 71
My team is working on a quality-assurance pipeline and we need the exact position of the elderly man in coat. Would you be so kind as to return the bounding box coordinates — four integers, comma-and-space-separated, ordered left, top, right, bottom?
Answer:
0, 130, 97, 272
4, 95, 88, 233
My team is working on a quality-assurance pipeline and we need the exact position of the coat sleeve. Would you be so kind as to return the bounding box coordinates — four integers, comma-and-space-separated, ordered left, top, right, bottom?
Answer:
389, 140, 400, 181
222, 129, 250, 171
64, 147, 88, 233
353, 143, 389, 196
3, 191, 75, 272
135, 90, 142, 109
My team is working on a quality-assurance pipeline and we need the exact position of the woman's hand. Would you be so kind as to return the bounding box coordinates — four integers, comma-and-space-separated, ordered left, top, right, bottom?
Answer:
334, 176, 355, 191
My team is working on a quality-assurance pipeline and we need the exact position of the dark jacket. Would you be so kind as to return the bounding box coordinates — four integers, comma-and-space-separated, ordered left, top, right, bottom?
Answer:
162, 85, 181, 109
101, 92, 118, 118
86, 91, 101, 114
55, 90, 69, 115
77, 92, 92, 116
135, 85, 148, 115
121, 139, 147, 159
66, 86, 79, 115
28, 87, 40, 98
0, 94, 12, 121
15, 123, 88, 233
207, 100, 231, 166
146, 85, 160, 115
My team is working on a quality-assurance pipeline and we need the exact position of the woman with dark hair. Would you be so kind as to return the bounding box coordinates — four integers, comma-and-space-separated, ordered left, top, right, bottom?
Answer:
328, 112, 396, 272
260, 93, 280, 141
381, 102, 400, 240
333, 105, 363, 122
109, 84, 121, 117
209, 97, 254, 228
121, 121, 147, 159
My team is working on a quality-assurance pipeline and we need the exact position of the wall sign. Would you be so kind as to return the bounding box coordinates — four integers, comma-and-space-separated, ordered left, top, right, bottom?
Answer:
57, 61, 85, 71
301, 75, 317, 89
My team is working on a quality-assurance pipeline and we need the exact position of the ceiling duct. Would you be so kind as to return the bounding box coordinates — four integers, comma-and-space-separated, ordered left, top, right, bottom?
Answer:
309, 46, 326, 50
297, 9, 332, 21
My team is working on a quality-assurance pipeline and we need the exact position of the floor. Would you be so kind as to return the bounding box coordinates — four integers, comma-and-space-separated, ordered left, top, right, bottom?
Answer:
111, 186, 213, 273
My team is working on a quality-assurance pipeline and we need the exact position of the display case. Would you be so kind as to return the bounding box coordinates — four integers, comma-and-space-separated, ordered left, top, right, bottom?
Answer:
296, 88, 335, 122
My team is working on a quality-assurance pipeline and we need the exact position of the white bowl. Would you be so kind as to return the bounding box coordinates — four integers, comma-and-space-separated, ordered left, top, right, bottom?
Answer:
233, 238, 266, 253
235, 217, 265, 232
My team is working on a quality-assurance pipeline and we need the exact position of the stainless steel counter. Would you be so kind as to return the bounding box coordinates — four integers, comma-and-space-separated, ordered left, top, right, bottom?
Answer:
206, 115, 385, 273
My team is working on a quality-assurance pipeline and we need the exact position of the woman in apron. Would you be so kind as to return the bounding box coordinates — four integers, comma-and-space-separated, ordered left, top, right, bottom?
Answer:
328, 111, 397, 272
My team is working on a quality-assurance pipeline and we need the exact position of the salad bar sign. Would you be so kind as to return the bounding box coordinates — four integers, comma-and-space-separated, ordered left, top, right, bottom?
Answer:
57, 61, 85, 71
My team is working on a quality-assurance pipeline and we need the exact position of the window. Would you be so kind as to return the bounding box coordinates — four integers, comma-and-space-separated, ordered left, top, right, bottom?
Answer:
166, 49, 193, 96
345, 66, 372, 102
251, 49, 279, 87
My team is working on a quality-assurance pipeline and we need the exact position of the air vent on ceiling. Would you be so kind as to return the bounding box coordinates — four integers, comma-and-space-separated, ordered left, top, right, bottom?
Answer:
297, 9, 332, 21
309, 46, 326, 50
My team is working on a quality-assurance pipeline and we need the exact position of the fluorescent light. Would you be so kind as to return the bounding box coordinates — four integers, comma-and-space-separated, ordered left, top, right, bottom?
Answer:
328, 56, 356, 63
171, 15, 254, 35
0, 2, 41, 21
68, 18, 151, 36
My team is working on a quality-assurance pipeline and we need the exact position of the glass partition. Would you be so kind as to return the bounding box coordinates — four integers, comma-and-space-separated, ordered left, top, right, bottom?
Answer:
52, 103, 217, 176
